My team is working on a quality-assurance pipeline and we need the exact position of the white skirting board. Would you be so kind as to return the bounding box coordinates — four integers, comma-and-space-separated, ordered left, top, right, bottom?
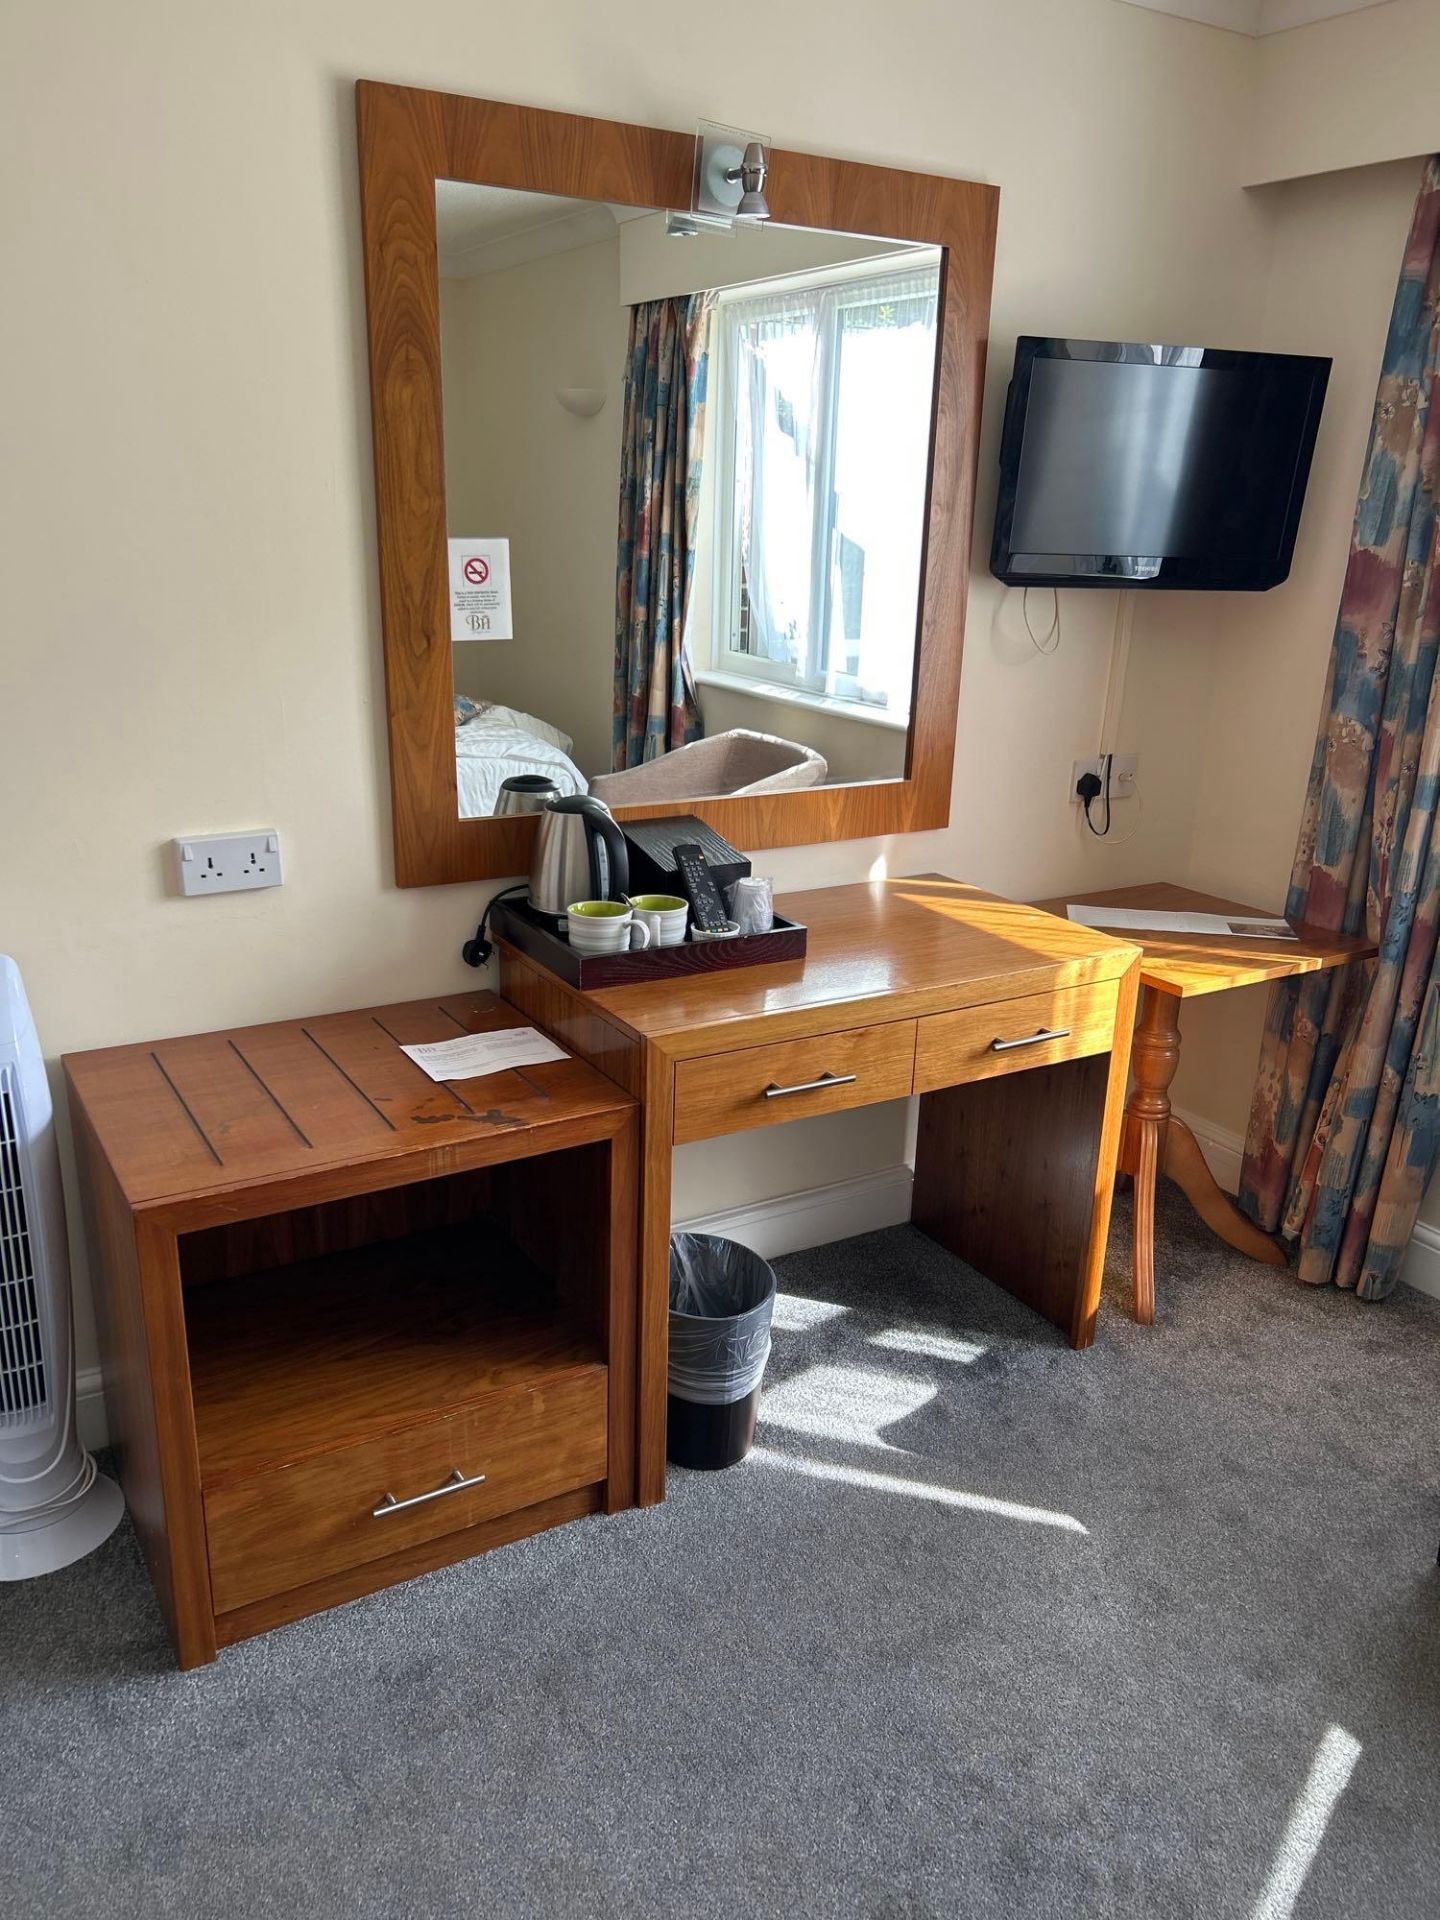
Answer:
72, 1129, 1440, 1455
1397, 1222, 1440, 1301
1172, 1105, 1246, 1198
675, 1164, 916, 1264
1173, 1106, 1440, 1302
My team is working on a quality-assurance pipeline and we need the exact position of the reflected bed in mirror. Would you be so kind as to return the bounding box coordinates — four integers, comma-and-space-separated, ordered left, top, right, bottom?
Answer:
437, 181, 941, 819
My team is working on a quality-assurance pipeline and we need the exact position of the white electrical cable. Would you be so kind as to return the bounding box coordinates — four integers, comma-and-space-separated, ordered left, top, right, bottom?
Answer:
0, 1450, 99, 1531
1022, 586, 1061, 655
1094, 776, 1145, 848
1098, 589, 1134, 754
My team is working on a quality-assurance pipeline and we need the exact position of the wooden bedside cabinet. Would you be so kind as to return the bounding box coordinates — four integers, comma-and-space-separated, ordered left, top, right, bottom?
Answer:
65, 992, 637, 1670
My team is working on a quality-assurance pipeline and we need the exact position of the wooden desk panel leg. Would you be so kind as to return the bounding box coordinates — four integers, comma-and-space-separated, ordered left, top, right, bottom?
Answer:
913, 1052, 1112, 1346
913, 964, 1139, 1349
636, 1049, 675, 1507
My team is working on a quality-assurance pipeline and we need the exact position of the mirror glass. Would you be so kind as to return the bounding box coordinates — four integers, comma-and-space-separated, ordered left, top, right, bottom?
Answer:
436, 181, 942, 819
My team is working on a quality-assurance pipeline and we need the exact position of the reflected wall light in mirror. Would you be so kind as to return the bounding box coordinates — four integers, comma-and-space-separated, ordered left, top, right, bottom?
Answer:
556, 387, 606, 417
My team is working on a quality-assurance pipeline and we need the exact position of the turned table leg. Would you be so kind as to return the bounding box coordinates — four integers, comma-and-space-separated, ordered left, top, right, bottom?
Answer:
1161, 1116, 1287, 1272
1120, 983, 1286, 1324
1120, 985, 1180, 1325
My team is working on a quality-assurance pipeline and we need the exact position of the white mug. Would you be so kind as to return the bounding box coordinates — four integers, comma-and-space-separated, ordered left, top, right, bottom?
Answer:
566, 902, 652, 953
628, 893, 690, 948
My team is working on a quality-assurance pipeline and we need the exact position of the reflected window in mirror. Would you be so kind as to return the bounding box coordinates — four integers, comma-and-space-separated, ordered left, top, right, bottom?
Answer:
434, 180, 942, 821
703, 253, 941, 731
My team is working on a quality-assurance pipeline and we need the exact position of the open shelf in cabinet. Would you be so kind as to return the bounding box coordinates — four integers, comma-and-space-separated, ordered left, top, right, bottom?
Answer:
185, 1219, 606, 1487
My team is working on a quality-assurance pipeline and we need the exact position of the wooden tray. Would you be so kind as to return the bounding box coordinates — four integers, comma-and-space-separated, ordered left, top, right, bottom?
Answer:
494, 898, 807, 989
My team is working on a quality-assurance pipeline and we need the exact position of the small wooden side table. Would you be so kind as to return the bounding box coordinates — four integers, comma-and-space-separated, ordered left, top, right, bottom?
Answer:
1035, 883, 1375, 1324
65, 990, 638, 1669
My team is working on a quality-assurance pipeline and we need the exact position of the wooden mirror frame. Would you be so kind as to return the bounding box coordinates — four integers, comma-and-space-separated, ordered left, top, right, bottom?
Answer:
356, 81, 998, 887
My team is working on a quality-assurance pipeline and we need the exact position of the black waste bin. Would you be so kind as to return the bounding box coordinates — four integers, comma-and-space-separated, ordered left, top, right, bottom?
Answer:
667, 1233, 777, 1470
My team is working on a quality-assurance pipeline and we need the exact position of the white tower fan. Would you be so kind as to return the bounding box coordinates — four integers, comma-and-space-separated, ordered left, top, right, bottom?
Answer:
0, 955, 123, 1578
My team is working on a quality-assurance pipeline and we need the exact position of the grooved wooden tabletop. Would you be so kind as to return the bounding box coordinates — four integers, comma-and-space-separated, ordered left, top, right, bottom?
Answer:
63, 991, 633, 1209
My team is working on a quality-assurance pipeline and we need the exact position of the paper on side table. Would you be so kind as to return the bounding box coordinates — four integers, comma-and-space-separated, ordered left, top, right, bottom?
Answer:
400, 1027, 569, 1082
1067, 905, 1297, 941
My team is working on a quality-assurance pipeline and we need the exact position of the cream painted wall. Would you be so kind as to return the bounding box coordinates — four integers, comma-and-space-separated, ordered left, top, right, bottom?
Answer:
1250, 0, 1440, 184
440, 239, 625, 778
1173, 157, 1425, 1138
2, 0, 1271, 1376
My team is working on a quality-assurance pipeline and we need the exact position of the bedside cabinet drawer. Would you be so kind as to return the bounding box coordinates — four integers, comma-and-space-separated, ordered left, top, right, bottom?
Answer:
914, 982, 1119, 1094
673, 1020, 916, 1144
204, 1368, 607, 1615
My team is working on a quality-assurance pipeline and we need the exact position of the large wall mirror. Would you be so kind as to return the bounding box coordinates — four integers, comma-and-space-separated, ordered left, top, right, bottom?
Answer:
357, 84, 997, 885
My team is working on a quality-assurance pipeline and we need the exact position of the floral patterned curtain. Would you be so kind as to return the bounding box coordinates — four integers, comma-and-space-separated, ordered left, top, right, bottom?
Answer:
1240, 157, 1440, 1299
611, 293, 710, 770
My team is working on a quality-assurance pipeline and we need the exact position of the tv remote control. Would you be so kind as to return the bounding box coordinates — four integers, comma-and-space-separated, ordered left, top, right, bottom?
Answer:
672, 842, 730, 934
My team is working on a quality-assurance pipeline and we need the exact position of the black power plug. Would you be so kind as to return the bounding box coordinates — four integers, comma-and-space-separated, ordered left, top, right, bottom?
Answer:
460, 883, 529, 969
1076, 758, 1112, 837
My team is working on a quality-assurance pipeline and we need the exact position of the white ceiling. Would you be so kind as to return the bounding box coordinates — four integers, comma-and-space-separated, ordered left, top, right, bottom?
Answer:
1117, 0, 1397, 33
434, 181, 650, 278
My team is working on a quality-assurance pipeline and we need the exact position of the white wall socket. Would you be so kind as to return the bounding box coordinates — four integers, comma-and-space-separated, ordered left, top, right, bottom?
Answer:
174, 830, 283, 897
1070, 754, 1139, 805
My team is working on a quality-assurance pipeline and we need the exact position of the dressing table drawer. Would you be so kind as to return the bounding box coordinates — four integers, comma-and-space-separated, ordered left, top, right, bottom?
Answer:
204, 1369, 608, 1615
673, 1020, 917, 1144
913, 982, 1119, 1094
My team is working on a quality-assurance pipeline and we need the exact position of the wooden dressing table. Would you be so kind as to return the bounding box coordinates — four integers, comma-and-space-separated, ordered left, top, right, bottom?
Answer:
501, 875, 1143, 1504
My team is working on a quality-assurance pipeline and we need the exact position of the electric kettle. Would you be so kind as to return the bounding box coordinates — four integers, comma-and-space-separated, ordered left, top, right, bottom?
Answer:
495, 774, 562, 816
528, 794, 630, 921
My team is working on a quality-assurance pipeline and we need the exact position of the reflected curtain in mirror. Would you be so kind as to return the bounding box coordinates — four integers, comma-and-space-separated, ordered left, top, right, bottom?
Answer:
613, 293, 711, 769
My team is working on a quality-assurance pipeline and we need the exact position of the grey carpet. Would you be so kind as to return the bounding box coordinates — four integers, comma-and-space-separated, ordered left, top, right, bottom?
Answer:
3, 1190, 1439, 1920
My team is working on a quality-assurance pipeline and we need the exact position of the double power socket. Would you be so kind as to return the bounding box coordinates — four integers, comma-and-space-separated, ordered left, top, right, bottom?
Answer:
1069, 754, 1139, 806
173, 830, 283, 897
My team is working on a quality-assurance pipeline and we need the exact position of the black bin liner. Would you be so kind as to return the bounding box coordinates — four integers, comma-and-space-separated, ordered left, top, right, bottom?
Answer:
667, 1233, 776, 1470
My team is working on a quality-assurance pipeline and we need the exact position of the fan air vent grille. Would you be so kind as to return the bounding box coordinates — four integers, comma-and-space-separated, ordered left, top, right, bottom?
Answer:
0, 1065, 48, 1424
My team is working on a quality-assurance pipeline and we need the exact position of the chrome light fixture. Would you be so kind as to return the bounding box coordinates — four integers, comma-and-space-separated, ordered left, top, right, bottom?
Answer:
732, 142, 770, 220
692, 120, 772, 227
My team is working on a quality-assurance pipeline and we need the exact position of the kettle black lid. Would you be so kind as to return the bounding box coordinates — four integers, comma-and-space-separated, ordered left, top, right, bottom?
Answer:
546, 792, 611, 815
498, 774, 560, 793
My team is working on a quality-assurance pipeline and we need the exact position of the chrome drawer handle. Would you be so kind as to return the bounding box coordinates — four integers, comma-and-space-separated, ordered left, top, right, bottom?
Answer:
372, 1467, 486, 1518
990, 1026, 1071, 1053
764, 1071, 859, 1098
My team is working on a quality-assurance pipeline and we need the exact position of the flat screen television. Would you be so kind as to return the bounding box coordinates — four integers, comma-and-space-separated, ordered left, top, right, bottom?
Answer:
990, 337, 1331, 590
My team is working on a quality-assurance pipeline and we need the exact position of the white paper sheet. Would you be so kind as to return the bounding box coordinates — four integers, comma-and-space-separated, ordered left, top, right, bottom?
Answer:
400, 1027, 568, 1082
1066, 905, 1297, 941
